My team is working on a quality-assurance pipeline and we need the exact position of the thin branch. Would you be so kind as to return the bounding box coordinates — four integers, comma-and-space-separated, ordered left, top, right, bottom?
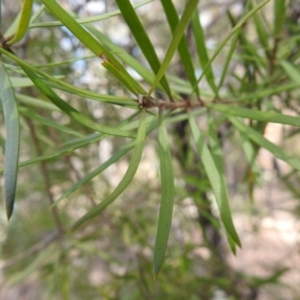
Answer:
138, 95, 205, 109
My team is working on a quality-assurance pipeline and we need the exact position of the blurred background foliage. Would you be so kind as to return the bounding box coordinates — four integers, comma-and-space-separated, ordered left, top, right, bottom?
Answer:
0, 0, 300, 299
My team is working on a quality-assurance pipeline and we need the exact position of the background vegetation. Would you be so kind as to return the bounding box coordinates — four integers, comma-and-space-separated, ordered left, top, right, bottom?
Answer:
0, 0, 300, 299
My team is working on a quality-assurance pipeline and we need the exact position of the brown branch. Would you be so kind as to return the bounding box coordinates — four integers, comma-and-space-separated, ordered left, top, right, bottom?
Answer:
138, 95, 206, 109
269, 37, 279, 76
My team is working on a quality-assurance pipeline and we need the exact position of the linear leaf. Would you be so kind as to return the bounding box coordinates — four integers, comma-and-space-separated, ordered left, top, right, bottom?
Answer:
153, 111, 175, 278
280, 60, 300, 83
0, 47, 137, 107
191, 10, 217, 94
160, 0, 198, 95
16, 93, 59, 111
208, 112, 241, 251
192, 0, 270, 95
236, 82, 299, 103
217, 30, 239, 90
209, 103, 300, 127
71, 109, 147, 231
229, 116, 300, 171
115, 0, 172, 97
0, 60, 20, 219
30, 0, 152, 28
7, 0, 34, 45
0, 110, 205, 173
53, 111, 157, 205
39, 0, 145, 95
10, 76, 64, 88
84, 25, 167, 94
0, 113, 155, 174
53, 142, 133, 207
227, 8, 265, 72
148, 0, 199, 96
251, 2, 270, 58
274, 0, 286, 37
19, 108, 84, 138
102, 59, 144, 95
21, 67, 136, 138
44, 80, 137, 108
189, 112, 241, 247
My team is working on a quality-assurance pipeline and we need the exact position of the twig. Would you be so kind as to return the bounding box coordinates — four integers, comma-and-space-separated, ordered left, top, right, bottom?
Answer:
138, 95, 205, 109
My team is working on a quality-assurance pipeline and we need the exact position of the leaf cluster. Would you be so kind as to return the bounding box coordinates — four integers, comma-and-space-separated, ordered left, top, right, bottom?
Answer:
0, 0, 299, 293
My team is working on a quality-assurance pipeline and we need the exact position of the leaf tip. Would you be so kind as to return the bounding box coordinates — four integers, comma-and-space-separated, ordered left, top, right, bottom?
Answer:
6, 205, 14, 221
153, 269, 159, 281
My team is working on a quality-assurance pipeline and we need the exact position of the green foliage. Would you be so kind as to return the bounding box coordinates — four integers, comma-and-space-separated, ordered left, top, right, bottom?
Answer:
0, 0, 300, 298
0, 60, 19, 219
153, 111, 175, 278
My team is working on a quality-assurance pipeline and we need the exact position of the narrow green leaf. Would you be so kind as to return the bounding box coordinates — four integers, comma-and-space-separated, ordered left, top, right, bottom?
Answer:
39, 0, 115, 66
227, 9, 265, 72
229, 117, 300, 171
39, 0, 145, 95
19, 108, 84, 138
251, 2, 270, 58
153, 111, 175, 278
44, 80, 137, 108
71, 109, 147, 231
102, 59, 143, 96
189, 112, 241, 247
160, 0, 198, 95
0, 60, 20, 219
0, 113, 154, 174
274, 0, 286, 37
54, 114, 156, 206
34, 54, 95, 69
53, 142, 133, 206
0, 47, 137, 107
30, 0, 152, 28
280, 60, 300, 84
191, 10, 217, 94
85, 25, 167, 95
208, 103, 300, 127
115, 0, 172, 97
16, 93, 59, 111
10, 76, 64, 88
207, 112, 241, 250
192, 0, 270, 95
21, 67, 136, 139
217, 31, 239, 90
4, 5, 44, 38
7, 0, 34, 45
148, 0, 199, 96
53, 111, 151, 205
236, 82, 299, 103
0, 110, 205, 173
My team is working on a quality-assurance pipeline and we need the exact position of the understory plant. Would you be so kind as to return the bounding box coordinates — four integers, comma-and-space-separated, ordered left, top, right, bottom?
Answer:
0, 0, 299, 299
